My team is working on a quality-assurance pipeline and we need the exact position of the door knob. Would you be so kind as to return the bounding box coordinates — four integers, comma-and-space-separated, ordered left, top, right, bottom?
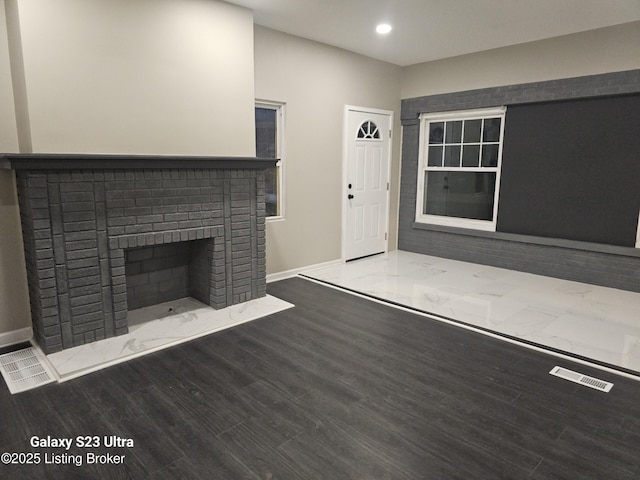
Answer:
348, 194, 354, 199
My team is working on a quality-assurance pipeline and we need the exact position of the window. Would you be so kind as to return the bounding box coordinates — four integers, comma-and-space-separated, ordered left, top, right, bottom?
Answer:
357, 120, 381, 139
255, 102, 284, 218
415, 107, 506, 231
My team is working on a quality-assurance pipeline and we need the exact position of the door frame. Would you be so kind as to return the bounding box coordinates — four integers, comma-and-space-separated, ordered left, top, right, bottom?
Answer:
341, 105, 394, 262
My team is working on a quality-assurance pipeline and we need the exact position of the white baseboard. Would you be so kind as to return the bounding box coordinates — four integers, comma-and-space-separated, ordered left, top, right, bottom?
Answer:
267, 258, 344, 283
0, 327, 33, 349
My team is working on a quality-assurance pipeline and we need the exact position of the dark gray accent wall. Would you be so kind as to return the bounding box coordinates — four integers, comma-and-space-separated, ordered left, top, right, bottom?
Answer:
402, 225, 640, 292
498, 94, 640, 246
399, 69, 640, 292
401, 70, 640, 122
16, 166, 267, 354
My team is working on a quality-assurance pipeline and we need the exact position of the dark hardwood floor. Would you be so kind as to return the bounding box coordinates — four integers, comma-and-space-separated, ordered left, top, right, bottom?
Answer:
1, 277, 639, 479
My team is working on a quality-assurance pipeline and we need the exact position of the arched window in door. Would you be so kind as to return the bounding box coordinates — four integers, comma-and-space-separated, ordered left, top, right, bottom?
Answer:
357, 120, 381, 140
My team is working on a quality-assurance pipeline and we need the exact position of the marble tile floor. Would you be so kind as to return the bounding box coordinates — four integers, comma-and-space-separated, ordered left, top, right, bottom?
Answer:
302, 250, 640, 378
45, 294, 294, 382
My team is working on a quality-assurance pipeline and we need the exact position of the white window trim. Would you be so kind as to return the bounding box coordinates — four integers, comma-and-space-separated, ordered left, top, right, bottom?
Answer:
415, 106, 506, 232
256, 100, 286, 221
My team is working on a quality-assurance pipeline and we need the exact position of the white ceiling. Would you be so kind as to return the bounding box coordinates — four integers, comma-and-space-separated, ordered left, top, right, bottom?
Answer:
226, 0, 640, 66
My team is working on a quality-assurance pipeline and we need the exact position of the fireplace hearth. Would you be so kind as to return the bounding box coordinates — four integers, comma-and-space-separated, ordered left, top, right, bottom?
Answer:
2, 153, 275, 354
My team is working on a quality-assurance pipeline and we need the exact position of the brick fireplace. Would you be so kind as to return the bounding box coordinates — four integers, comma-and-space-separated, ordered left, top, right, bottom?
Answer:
2, 154, 275, 354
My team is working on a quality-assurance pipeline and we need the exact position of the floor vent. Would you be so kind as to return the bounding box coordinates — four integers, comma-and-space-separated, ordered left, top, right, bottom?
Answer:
0, 347, 56, 394
549, 366, 613, 393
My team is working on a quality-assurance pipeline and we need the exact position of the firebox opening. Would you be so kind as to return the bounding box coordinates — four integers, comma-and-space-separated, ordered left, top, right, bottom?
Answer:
125, 239, 212, 314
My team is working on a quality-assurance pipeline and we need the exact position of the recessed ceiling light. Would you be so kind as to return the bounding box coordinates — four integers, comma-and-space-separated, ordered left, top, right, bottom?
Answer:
376, 23, 392, 34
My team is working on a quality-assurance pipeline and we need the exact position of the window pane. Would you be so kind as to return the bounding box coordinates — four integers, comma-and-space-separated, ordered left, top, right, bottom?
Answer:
483, 118, 501, 142
445, 121, 462, 143
255, 107, 277, 158
481, 144, 499, 167
427, 146, 443, 167
256, 105, 280, 217
461, 144, 480, 167
424, 171, 496, 221
463, 119, 481, 143
429, 122, 444, 144
264, 165, 278, 217
443, 145, 461, 167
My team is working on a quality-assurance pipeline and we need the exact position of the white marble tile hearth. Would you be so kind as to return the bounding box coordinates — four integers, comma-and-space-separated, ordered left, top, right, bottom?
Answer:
47, 295, 293, 382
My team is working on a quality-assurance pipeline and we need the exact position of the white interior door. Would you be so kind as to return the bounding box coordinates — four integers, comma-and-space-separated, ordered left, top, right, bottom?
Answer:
344, 108, 391, 261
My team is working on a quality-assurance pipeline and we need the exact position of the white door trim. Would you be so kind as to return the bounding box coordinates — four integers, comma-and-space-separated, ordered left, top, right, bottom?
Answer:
342, 105, 393, 262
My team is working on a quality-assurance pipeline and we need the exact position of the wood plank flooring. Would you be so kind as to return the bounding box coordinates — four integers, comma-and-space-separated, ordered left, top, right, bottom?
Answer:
1, 277, 639, 479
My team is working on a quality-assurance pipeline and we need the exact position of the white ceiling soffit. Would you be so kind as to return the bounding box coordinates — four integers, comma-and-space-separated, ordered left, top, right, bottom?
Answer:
227, 0, 640, 66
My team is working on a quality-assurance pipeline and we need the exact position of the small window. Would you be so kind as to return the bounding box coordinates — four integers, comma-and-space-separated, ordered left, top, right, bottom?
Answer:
416, 107, 506, 231
255, 102, 285, 218
357, 120, 381, 139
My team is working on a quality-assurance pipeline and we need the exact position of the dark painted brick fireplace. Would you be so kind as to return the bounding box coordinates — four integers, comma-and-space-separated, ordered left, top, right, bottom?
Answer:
2, 154, 275, 354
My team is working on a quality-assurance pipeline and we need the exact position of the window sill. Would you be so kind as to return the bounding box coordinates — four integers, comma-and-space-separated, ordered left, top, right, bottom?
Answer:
411, 222, 640, 258
266, 216, 285, 223
415, 215, 496, 232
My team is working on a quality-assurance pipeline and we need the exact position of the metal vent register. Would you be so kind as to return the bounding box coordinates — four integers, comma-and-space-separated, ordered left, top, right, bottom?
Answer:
0, 347, 56, 394
549, 366, 613, 393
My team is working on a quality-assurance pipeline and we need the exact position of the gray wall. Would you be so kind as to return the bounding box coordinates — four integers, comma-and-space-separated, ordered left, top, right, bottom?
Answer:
9, 0, 256, 156
254, 26, 402, 275
399, 70, 640, 292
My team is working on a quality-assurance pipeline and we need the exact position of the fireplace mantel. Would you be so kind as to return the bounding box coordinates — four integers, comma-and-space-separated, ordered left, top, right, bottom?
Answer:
9, 152, 273, 354
0, 153, 277, 171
